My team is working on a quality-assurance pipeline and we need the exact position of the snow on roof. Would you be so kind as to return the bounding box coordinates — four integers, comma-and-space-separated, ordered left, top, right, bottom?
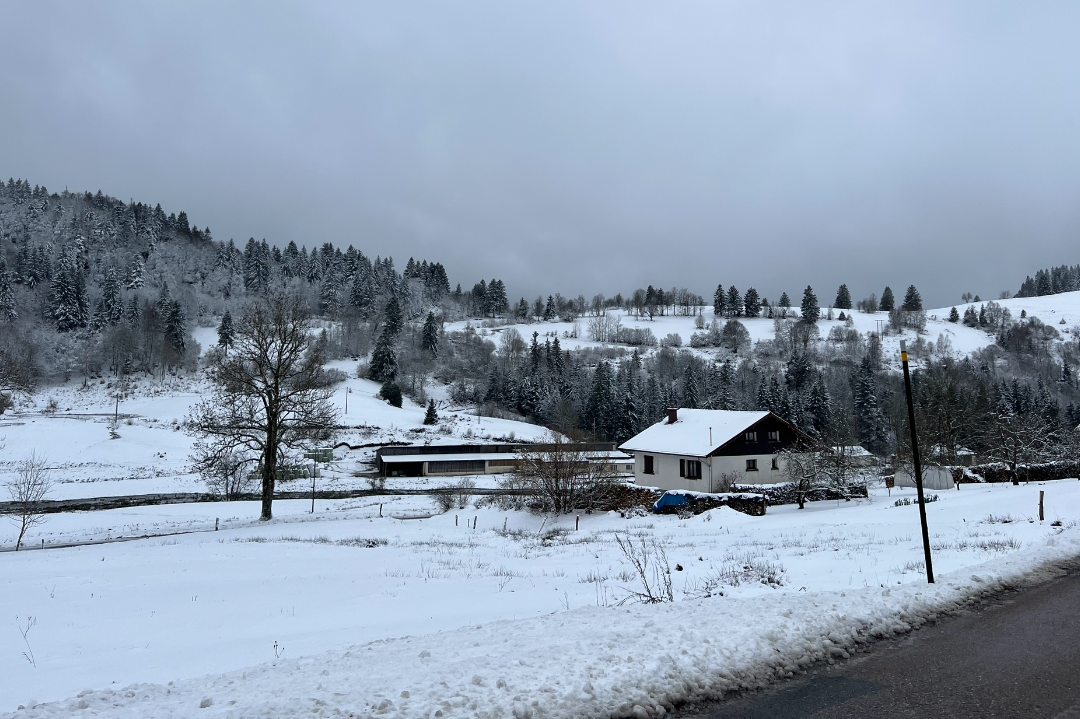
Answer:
382, 451, 632, 463
619, 409, 769, 457
832, 445, 874, 457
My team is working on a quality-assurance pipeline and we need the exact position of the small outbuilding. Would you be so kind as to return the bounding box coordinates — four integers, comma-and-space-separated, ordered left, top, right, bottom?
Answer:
894, 466, 954, 491
619, 408, 812, 492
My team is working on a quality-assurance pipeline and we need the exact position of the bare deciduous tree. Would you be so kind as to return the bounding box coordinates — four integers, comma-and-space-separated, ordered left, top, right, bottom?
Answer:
514, 432, 618, 514
186, 294, 338, 521
192, 448, 256, 501
4, 452, 53, 550
985, 411, 1057, 485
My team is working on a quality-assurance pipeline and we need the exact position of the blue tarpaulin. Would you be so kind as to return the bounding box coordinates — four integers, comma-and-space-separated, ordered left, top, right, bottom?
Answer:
652, 492, 688, 512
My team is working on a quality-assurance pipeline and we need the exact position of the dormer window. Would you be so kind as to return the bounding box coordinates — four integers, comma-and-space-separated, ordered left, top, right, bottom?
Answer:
768, 430, 779, 442
745, 431, 757, 442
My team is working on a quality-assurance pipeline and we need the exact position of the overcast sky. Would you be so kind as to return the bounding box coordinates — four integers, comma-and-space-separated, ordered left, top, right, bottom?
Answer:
2, 2, 1079, 307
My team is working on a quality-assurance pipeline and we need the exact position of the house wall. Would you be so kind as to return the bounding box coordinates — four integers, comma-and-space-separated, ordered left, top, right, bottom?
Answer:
633, 452, 786, 491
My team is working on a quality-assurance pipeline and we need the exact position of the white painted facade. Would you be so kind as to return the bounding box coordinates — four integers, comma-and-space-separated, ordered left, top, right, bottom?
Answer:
632, 451, 787, 492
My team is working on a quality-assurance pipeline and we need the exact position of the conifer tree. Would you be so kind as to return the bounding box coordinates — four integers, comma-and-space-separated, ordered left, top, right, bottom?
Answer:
901, 285, 923, 311
725, 286, 742, 317
800, 286, 820, 323
717, 360, 735, 410
853, 355, 888, 454
879, 286, 895, 312
165, 301, 187, 358
743, 287, 761, 317
834, 284, 852, 309
369, 328, 398, 383
0, 257, 16, 321
423, 398, 439, 425
125, 253, 144, 290
96, 268, 123, 327
125, 295, 141, 328
422, 312, 440, 357
681, 363, 700, 409
948, 306, 960, 323
217, 310, 235, 352
713, 284, 726, 316
48, 246, 89, 332
543, 295, 556, 321
779, 292, 791, 308
379, 380, 403, 408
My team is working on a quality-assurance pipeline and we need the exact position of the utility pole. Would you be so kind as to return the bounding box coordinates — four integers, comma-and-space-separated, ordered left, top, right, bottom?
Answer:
900, 340, 935, 584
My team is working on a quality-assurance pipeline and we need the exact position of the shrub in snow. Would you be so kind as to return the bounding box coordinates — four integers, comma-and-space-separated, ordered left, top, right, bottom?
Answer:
379, 381, 403, 407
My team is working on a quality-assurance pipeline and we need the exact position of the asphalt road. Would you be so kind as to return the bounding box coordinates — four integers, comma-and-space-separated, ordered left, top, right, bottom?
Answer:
682, 563, 1080, 718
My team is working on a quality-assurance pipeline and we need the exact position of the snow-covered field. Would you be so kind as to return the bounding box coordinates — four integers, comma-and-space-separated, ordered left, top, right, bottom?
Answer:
0, 356, 548, 502
3, 479, 1078, 716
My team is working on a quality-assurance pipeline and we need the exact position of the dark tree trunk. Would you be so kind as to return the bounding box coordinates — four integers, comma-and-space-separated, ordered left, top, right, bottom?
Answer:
261, 440, 276, 521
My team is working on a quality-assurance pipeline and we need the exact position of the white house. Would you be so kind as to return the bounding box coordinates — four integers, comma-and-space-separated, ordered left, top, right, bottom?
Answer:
619, 408, 812, 492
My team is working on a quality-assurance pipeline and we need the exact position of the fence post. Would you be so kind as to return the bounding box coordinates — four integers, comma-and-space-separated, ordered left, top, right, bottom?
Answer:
1039, 491, 1045, 522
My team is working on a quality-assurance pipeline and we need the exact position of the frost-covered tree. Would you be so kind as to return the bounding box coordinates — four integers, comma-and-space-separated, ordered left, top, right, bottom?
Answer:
92, 268, 123, 329
800, 286, 820, 323
48, 245, 89, 332
725, 286, 742, 317
948, 307, 960, 323
778, 292, 791, 308
0, 257, 16, 321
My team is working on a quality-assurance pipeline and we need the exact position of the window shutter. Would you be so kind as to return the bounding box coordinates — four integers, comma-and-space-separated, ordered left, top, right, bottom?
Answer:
680, 459, 685, 477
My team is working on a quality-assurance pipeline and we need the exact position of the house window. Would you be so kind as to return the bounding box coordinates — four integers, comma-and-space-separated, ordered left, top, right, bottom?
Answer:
746, 458, 758, 471
768, 430, 780, 442
771, 457, 779, 470
643, 455, 654, 475
679, 459, 685, 477
686, 460, 702, 479
745, 431, 757, 442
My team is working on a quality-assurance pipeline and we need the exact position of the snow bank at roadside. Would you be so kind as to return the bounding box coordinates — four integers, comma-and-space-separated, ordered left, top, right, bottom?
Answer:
9, 531, 1078, 718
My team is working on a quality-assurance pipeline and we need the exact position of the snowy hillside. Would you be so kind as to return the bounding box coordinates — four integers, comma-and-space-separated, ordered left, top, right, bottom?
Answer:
0, 356, 549, 503
449, 289, 1080, 364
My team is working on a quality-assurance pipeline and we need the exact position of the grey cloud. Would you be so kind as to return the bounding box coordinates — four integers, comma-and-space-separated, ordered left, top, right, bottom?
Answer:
2, 1, 1079, 307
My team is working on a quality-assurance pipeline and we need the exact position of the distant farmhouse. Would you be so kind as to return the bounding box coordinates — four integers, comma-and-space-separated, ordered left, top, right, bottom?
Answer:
619, 408, 812, 492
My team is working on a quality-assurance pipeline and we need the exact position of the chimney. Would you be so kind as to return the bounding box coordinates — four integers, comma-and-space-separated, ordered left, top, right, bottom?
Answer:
667, 407, 678, 424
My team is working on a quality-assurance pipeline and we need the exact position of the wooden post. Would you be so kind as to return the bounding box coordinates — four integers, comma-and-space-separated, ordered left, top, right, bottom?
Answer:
576, 515, 580, 531
215, 518, 219, 531
1039, 491, 1045, 521
379, 503, 383, 518
455, 515, 458, 526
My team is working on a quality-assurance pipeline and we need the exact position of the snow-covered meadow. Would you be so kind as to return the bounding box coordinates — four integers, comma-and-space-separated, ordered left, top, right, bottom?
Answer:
3, 479, 1078, 716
